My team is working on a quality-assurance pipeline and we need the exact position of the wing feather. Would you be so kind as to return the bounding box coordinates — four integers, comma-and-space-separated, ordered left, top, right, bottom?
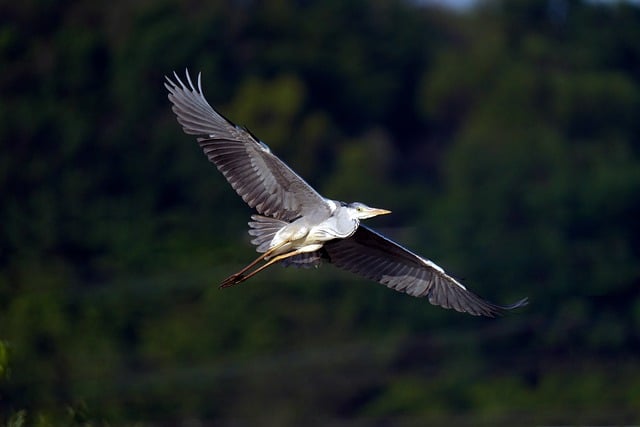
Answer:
166, 71, 330, 221
323, 226, 528, 317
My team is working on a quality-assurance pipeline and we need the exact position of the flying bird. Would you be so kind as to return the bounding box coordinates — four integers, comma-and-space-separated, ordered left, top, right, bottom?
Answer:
165, 71, 527, 317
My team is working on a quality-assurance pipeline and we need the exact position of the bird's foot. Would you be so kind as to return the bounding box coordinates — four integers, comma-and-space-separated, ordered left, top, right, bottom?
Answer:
220, 273, 244, 288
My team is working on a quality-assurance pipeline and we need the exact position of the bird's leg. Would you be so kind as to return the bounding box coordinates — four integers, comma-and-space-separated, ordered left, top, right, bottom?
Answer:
220, 248, 308, 288
222, 248, 309, 287
219, 243, 288, 288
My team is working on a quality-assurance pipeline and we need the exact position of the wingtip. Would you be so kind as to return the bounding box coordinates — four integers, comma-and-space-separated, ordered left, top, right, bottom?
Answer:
494, 297, 529, 316
164, 69, 205, 94
164, 71, 179, 88
509, 297, 529, 309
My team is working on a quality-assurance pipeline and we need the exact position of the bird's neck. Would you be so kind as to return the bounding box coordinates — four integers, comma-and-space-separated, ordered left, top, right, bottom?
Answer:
331, 207, 360, 237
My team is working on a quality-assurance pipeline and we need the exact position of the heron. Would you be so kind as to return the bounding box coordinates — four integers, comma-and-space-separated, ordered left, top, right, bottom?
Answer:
165, 71, 528, 317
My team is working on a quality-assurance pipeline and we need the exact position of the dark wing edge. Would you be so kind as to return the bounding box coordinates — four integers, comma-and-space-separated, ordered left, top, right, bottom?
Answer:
164, 70, 330, 221
323, 226, 528, 317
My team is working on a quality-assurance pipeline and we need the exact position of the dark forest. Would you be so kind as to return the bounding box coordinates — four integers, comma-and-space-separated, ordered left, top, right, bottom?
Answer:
2, 0, 640, 425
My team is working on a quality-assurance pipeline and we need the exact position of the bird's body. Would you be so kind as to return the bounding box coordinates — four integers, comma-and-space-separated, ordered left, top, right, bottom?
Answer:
248, 201, 385, 257
165, 71, 527, 317
267, 202, 358, 253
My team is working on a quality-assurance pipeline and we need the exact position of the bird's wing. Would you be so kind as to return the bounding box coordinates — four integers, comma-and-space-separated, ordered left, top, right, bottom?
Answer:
165, 71, 330, 221
323, 226, 528, 317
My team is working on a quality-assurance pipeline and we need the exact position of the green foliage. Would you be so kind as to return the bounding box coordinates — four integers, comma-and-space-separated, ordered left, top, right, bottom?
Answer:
2, 0, 640, 425
0, 341, 7, 380
6, 411, 25, 427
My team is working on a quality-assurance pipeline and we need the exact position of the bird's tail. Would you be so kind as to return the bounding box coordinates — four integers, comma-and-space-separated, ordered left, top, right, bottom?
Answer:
247, 215, 288, 253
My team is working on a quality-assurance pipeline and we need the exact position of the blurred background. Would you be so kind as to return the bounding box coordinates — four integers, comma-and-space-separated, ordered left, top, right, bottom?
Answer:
2, 0, 640, 425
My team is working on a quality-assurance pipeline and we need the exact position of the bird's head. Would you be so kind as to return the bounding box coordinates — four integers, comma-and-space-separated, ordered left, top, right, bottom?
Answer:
346, 202, 392, 220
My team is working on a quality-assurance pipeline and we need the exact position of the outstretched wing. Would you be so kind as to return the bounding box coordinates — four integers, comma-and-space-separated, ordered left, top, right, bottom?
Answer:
165, 71, 330, 222
323, 226, 528, 317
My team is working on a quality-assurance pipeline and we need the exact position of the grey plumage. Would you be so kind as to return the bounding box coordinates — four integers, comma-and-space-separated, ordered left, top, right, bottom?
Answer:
322, 226, 526, 316
166, 71, 328, 222
165, 70, 528, 317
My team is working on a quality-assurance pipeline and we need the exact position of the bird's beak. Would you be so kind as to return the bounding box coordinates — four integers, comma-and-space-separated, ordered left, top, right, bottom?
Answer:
368, 207, 392, 217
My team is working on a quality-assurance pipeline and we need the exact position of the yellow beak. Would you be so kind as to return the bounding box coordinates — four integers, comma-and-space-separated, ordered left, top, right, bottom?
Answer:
368, 208, 392, 216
